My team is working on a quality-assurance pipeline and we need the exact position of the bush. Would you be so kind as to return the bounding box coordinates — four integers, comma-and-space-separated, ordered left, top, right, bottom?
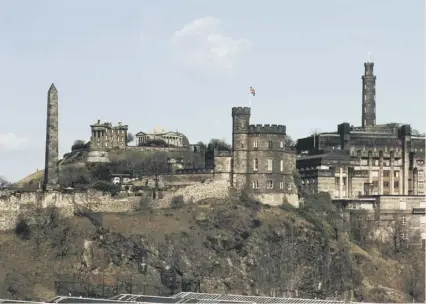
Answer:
171, 195, 185, 209
137, 196, 152, 211
15, 219, 30, 240
71, 139, 86, 151
138, 139, 169, 147
280, 202, 296, 212
92, 180, 121, 196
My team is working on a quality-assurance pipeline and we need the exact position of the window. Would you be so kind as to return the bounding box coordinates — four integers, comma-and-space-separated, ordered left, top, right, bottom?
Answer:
280, 182, 284, 189
394, 181, 399, 188
267, 158, 273, 171
253, 158, 258, 171
384, 181, 389, 188
400, 215, 407, 226
394, 171, 400, 178
252, 180, 259, 189
364, 119, 366, 126
374, 159, 379, 166
364, 107, 366, 113
266, 180, 274, 189
280, 160, 284, 172
253, 141, 258, 149
360, 159, 368, 166
268, 141, 273, 149
383, 171, 390, 177
400, 231, 407, 240
372, 171, 379, 178
280, 141, 284, 148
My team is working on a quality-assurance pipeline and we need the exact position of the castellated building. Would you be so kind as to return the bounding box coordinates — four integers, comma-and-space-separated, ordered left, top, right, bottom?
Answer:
296, 60, 425, 198
213, 107, 297, 204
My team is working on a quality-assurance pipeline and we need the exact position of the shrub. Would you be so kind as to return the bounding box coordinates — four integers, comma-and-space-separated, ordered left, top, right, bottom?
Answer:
171, 195, 185, 209
15, 219, 30, 240
92, 180, 121, 196
71, 139, 86, 151
280, 202, 296, 212
137, 196, 152, 211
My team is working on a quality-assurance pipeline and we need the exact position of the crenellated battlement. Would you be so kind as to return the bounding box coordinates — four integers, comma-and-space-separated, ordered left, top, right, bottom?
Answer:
174, 168, 214, 174
249, 124, 286, 135
232, 107, 251, 116
214, 150, 232, 157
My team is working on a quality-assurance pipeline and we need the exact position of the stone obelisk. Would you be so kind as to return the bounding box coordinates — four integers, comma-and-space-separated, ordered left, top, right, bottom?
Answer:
43, 83, 59, 191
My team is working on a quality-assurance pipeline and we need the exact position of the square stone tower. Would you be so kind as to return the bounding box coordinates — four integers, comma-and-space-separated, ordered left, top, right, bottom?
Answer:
43, 83, 59, 191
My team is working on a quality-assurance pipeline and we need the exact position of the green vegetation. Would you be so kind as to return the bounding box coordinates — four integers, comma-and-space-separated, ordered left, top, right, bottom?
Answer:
92, 180, 121, 196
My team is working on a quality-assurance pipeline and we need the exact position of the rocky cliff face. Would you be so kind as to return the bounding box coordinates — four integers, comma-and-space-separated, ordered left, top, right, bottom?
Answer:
0, 195, 424, 302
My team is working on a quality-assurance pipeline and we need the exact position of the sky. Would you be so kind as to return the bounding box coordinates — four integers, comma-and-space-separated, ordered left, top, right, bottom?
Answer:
0, 0, 424, 182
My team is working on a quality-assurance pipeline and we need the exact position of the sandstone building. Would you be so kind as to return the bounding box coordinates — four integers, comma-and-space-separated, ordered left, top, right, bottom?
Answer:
296, 60, 425, 199
135, 127, 190, 147
213, 107, 297, 204
90, 120, 129, 150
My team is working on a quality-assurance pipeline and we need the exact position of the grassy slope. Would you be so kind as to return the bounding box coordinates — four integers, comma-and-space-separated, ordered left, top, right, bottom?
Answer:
14, 150, 89, 187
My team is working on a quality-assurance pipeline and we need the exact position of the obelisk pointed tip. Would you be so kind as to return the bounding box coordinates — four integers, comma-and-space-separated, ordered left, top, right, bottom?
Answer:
49, 83, 57, 92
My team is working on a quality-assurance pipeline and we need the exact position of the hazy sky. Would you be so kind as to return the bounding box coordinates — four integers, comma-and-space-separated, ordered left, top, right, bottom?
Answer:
0, 0, 424, 182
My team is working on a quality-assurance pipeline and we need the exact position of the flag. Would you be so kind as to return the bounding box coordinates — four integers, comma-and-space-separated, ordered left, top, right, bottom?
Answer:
249, 86, 256, 96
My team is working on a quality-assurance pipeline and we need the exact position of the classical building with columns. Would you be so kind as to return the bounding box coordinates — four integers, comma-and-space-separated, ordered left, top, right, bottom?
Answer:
295, 60, 425, 199
90, 120, 128, 150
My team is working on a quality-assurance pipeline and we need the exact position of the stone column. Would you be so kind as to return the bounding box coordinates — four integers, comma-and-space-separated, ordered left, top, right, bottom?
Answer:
413, 169, 418, 195
43, 83, 59, 191
91, 130, 95, 146
348, 167, 353, 198
344, 167, 349, 198
379, 151, 383, 195
390, 151, 395, 195
339, 167, 343, 198
368, 151, 373, 195
100, 130, 105, 149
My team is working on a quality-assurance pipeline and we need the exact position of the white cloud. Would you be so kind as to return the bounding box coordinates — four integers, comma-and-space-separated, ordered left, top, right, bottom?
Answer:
0, 133, 29, 150
171, 17, 252, 72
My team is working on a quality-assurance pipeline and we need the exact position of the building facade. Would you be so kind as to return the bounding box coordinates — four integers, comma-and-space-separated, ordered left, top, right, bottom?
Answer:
135, 127, 190, 147
90, 120, 128, 150
213, 107, 297, 204
296, 61, 425, 199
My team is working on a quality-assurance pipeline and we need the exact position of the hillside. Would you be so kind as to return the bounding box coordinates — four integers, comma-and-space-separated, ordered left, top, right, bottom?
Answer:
0, 193, 423, 302
14, 149, 90, 187
14, 149, 147, 188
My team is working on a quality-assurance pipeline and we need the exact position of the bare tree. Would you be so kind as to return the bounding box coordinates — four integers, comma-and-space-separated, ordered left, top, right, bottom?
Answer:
59, 165, 92, 187
71, 139, 86, 151
126, 132, 135, 144
285, 135, 296, 147
208, 138, 231, 151
142, 153, 169, 198
0, 176, 10, 188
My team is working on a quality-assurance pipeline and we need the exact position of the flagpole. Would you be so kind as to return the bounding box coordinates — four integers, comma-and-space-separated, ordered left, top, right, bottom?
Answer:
248, 89, 252, 107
